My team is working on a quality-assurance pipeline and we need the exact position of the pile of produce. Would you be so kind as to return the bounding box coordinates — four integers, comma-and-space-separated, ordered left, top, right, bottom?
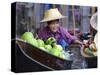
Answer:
83, 40, 97, 57
21, 32, 71, 60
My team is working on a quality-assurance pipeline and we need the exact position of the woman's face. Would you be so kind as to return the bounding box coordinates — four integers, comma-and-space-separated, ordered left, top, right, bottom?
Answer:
48, 20, 60, 33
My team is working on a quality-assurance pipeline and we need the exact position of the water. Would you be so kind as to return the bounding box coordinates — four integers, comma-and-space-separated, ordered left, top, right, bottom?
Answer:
64, 47, 87, 69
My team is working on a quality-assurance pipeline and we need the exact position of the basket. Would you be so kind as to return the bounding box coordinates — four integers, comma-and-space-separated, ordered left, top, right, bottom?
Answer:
80, 45, 97, 68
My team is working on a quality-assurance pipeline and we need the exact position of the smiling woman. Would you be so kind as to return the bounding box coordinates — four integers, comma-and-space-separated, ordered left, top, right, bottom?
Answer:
37, 8, 82, 48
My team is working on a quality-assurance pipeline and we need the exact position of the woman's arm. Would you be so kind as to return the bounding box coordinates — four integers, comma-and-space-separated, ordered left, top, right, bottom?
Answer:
60, 27, 83, 45
74, 39, 83, 45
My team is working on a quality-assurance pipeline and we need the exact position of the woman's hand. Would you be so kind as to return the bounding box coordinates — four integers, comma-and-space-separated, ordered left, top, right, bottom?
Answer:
74, 39, 83, 45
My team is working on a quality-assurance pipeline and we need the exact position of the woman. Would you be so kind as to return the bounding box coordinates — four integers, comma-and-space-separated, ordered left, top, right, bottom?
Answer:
37, 8, 82, 49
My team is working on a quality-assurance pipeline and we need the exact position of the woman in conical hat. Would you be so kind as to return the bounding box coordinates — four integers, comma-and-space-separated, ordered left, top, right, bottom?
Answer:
37, 8, 83, 49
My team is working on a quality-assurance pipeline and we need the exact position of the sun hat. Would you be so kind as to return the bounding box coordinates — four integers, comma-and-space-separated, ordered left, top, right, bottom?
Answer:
40, 8, 66, 22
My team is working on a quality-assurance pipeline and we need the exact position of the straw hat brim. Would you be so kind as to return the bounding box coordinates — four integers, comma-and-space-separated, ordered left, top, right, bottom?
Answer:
40, 16, 66, 22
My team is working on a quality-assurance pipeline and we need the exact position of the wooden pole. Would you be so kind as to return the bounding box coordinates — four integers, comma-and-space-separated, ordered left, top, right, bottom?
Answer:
72, 6, 76, 35
92, 7, 95, 15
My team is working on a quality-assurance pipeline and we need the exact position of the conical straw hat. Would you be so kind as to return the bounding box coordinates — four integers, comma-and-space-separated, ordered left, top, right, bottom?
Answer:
40, 8, 66, 22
